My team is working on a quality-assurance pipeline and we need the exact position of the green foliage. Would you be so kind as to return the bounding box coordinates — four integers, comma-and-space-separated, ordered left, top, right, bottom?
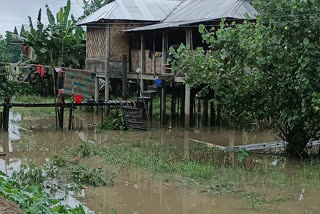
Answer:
81, 0, 112, 18
70, 164, 108, 187
237, 148, 249, 163
74, 141, 100, 158
0, 171, 86, 214
8, 81, 38, 96
5, 31, 22, 62
96, 109, 127, 130
170, 0, 320, 156
0, 35, 12, 62
0, 65, 10, 97
24, 0, 86, 67
11, 164, 45, 186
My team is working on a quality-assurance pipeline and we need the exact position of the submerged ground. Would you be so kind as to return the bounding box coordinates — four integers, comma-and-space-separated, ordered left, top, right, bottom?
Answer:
0, 96, 320, 214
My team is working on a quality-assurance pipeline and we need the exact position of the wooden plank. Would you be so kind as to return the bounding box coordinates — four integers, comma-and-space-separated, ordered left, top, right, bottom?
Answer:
0, 101, 134, 108
186, 138, 320, 152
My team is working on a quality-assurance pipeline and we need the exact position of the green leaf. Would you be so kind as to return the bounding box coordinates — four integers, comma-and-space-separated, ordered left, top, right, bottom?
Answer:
199, 24, 205, 33
46, 6, 55, 25
37, 9, 42, 23
303, 38, 309, 45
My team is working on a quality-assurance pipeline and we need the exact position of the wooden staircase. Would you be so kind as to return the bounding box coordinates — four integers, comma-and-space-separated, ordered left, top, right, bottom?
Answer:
122, 105, 146, 130
139, 85, 160, 101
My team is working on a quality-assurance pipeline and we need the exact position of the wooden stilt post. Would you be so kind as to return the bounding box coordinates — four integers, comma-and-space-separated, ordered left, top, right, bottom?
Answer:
180, 92, 185, 121
217, 104, 221, 124
160, 88, 167, 126
197, 98, 201, 128
185, 28, 192, 128
203, 99, 209, 127
140, 32, 145, 97
148, 98, 153, 126
3, 98, 10, 131
94, 77, 99, 101
59, 106, 64, 129
162, 31, 168, 74
0, 111, 3, 129
185, 84, 191, 128
190, 95, 195, 126
68, 103, 74, 130
105, 24, 110, 116
122, 55, 128, 100
171, 93, 176, 121
210, 101, 215, 127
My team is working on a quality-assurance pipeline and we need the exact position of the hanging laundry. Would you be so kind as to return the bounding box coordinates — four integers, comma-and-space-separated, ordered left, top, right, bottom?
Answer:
55, 67, 61, 73
74, 94, 83, 104
37, 65, 45, 77
148, 50, 154, 59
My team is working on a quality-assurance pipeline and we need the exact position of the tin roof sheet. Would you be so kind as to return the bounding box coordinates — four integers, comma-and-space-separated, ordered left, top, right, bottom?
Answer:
78, 0, 181, 25
125, 0, 258, 31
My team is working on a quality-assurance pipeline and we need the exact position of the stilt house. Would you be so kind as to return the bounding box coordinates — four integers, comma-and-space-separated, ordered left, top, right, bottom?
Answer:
78, 0, 258, 127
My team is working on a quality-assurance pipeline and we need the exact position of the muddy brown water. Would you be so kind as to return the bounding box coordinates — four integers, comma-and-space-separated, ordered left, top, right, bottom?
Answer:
1, 112, 320, 214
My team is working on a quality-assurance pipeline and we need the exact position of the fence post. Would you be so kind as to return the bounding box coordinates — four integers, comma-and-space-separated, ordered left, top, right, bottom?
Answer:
122, 55, 128, 100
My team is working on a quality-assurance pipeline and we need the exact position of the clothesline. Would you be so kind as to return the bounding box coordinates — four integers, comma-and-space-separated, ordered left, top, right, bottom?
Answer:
0, 62, 91, 73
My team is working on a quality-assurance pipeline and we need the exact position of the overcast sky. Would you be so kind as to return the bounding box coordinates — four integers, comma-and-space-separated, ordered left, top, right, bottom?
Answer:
0, 0, 84, 36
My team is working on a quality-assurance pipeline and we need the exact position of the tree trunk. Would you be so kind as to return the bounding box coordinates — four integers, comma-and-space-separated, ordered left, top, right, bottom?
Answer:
285, 126, 309, 158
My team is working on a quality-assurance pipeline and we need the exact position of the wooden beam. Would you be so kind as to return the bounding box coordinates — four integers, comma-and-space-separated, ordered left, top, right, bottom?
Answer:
161, 88, 167, 125
122, 55, 128, 100
162, 31, 168, 74
140, 33, 146, 74
0, 101, 134, 108
105, 24, 110, 102
94, 76, 99, 101
185, 28, 193, 128
140, 32, 146, 96
185, 84, 191, 128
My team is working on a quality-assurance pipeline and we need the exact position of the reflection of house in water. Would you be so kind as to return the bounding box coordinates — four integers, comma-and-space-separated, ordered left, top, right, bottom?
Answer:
78, 0, 258, 127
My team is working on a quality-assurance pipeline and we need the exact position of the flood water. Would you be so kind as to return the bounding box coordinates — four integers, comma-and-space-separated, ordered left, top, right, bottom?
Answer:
1, 111, 320, 214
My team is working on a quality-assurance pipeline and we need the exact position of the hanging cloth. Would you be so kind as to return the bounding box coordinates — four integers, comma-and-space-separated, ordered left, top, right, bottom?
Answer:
37, 65, 45, 77
148, 50, 153, 59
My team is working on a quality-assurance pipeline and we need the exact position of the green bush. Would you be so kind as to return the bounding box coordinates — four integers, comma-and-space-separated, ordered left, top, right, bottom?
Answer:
96, 109, 127, 130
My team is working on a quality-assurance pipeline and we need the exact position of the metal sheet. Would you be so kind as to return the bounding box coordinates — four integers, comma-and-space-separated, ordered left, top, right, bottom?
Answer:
77, 0, 181, 25
125, 0, 258, 32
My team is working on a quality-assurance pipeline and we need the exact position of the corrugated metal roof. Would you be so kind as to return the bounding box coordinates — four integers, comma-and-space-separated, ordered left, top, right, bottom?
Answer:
125, 0, 258, 31
77, 0, 181, 25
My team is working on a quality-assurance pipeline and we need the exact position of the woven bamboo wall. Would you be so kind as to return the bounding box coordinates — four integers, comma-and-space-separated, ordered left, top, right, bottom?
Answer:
109, 24, 130, 62
131, 50, 140, 73
87, 27, 106, 59
131, 50, 163, 74
145, 51, 163, 74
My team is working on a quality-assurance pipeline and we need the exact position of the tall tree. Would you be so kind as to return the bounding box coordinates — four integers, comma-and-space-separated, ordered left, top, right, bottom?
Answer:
81, 0, 113, 19
5, 31, 22, 63
171, 0, 320, 157
0, 35, 12, 63
0, 35, 12, 96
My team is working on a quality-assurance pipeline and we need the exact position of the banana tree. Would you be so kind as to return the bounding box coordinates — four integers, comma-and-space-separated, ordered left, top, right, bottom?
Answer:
24, 0, 86, 68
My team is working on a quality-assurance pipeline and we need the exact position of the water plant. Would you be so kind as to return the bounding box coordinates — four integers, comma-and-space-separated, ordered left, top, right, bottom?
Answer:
0, 171, 86, 214
11, 164, 45, 186
70, 164, 108, 187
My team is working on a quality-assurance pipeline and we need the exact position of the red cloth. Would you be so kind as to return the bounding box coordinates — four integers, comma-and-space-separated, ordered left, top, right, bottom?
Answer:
74, 95, 82, 104
37, 65, 45, 77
